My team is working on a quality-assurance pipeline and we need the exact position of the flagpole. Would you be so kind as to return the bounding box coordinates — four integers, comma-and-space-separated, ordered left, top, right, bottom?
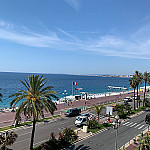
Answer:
72, 82, 73, 96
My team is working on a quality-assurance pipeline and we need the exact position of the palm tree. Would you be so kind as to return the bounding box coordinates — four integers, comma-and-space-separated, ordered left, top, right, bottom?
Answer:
94, 105, 104, 122
142, 71, 150, 107
0, 131, 18, 150
134, 70, 142, 108
129, 77, 137, 110
9, 75, 58, 150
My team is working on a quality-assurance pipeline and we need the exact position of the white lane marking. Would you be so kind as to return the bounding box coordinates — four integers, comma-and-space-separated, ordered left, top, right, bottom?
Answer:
18, 132, 31, 137
134, 124, 141, 128
60, 121, 68, 125
138, 125, 145, 129
15, 138, 30, 144
34, 139, 48, 146
123, 122, 130, 125
126, 122, 133, 126
111, 130, 116, 134
130, 123, 137, 127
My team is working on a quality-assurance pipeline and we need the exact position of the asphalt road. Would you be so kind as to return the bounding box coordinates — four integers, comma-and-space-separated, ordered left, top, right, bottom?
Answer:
65, 109, 150, 150
6, 96, 148, 150
8, 116, 78, 150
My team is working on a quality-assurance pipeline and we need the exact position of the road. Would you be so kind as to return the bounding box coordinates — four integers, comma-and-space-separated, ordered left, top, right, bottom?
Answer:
8, 116, 78, 150
66, 109, 150, 150
7, 109, 150, 150
6, 95, 148, 150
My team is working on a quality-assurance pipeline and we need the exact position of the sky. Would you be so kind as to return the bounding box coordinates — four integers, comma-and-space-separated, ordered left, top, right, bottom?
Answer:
0, 0, 150, 75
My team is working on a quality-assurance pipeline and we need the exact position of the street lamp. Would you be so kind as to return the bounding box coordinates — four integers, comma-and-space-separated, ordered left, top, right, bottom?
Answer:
63, 90, 68, 114
108, 86, 111, 96
112, 115, 120, 150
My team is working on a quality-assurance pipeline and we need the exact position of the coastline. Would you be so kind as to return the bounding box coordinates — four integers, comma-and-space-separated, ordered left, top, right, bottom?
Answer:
0, 91, 137, 128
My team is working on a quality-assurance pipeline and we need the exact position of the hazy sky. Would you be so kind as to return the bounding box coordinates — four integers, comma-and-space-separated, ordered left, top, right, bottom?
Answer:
0, 0, 150, 75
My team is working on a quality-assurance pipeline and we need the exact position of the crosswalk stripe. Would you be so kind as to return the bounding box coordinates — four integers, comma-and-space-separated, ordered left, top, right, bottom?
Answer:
138, 125, 145, 129
123, 122, 130, 125
126, 122, 133, 126
130, 123, 137, 127
134, 124, 141, 128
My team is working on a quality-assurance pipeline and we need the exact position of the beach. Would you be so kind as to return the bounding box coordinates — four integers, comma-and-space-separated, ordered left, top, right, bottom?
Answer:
0, 91, 140, 128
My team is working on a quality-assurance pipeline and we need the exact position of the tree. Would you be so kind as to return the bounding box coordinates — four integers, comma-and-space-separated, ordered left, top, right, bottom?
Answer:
138, 132, 150, 150
115, 104, 126, 119
129, 77, 137, 110
125, 104, 132, 114
94, 105, 104, 122
62, 127, 78, 143
142, 71, 150, 107
9, 75, 58, 150
134, 70, 142, 108
0, 131, 18, 150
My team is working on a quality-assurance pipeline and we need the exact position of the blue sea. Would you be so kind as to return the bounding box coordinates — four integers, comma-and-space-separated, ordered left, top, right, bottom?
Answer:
0, 72, 131, 108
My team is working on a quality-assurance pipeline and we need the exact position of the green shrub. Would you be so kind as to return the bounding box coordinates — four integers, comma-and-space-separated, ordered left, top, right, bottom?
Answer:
87, 120, 98, 129
62, 127, 78, 143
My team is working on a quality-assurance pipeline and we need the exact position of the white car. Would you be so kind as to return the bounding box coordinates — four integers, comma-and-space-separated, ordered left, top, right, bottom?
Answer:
75, 116, 88, 126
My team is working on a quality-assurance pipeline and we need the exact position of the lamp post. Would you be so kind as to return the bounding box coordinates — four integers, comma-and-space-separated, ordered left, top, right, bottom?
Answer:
112, 115, 120, 150
63, 90, 68, 114
108, 86, 111, 96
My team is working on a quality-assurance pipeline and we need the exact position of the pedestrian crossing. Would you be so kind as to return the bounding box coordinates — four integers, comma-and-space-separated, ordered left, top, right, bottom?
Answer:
123, 121, 146, 130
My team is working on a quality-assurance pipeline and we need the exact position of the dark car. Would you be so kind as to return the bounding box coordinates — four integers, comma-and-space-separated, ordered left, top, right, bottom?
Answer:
145, 113, 150, 124
123, 101, 128, 105
65, 108, 81, 117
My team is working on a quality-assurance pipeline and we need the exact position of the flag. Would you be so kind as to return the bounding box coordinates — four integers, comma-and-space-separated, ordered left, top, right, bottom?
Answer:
73, 82, 77, 85
75, 88, 78, 90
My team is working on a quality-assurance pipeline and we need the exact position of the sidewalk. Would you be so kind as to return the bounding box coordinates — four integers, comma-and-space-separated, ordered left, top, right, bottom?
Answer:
0, 92, 135, 128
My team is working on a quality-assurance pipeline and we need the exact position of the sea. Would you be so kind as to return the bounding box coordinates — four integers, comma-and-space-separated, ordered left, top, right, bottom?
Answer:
0, 72, 131, 109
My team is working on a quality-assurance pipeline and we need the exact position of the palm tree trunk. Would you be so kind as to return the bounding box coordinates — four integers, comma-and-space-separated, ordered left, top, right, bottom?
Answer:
30, 118, 36, 150
143, 81, 146, 107
137, 85, 138, 108
134, 88, 135, 110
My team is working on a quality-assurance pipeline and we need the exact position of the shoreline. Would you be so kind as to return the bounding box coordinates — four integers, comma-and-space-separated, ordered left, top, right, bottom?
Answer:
0, 91, 143, 128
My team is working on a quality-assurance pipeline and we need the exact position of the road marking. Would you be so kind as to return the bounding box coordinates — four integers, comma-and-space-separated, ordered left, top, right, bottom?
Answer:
60, 121, 68, 125
18, 131, 31, 137
143, 126, 147, 130
34, 139, 48, 146
138, 125, 145, 129
134, 124, 141, 128
123, 122, 130, 125
111, 130, 116, 134
130, 123, 137, 127
126, 122, 133, 126
15, 138, 30, 144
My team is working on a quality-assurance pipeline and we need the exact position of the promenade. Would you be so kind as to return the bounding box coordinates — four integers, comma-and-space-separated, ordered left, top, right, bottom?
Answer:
0, 92, 136, 128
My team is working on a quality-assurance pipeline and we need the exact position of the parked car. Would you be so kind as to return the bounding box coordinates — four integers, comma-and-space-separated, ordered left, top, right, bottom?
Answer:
131, 95, 140, 100
75, 116, 88, 126
145, 113, 150, 124
123, 97, 132, 102
76, 113, 90, 119
65, 108, 81, 117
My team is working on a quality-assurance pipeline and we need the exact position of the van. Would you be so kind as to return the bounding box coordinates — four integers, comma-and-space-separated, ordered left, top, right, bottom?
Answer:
75, 116, 88, 126
145, 113, 150, 124
65, 108, 81, 117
